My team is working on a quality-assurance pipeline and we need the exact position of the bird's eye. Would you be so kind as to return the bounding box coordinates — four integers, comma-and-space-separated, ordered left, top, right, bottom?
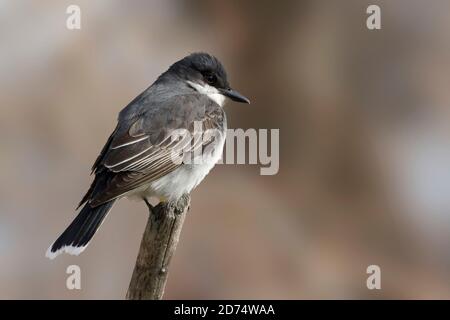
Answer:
205, 73, 217, 85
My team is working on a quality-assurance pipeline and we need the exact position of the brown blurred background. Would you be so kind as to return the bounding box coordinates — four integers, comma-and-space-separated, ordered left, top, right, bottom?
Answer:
1, 0, 450, 299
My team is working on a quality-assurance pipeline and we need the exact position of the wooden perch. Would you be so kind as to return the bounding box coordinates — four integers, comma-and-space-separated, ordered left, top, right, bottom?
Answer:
126, 194, 191, 300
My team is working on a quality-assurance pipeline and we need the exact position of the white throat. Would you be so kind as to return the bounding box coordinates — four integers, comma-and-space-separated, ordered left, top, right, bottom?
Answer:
187, 81, 226, 107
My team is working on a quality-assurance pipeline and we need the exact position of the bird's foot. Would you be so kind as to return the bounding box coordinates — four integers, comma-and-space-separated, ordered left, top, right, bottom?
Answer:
145, 198, 166, 219
144, 198, 155, 215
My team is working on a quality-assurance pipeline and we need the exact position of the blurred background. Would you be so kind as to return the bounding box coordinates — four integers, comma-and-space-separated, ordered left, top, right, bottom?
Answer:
1, 0, 450, 299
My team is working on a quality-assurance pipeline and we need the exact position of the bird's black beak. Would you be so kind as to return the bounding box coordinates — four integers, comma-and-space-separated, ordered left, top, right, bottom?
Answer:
221, 88, 250, 104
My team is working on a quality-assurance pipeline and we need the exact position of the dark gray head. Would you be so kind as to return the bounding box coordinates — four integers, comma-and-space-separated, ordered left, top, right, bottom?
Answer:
160, 52, 250, 105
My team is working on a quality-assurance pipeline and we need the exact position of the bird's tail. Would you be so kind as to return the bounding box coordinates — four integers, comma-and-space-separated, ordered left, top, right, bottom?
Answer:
46, 200, 115, 259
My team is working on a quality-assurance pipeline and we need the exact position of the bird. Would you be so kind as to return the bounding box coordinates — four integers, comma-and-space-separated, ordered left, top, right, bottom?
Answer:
46, 52, 250, 259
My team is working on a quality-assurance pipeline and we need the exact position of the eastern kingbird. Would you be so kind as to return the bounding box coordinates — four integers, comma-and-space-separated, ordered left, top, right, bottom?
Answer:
46, 52, 249, 259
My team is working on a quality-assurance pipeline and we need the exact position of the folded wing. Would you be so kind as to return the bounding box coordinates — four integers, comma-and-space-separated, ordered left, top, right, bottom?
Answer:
80, 94, 225, 207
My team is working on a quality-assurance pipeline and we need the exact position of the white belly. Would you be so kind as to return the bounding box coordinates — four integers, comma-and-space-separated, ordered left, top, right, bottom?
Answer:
129, 133, 225, 202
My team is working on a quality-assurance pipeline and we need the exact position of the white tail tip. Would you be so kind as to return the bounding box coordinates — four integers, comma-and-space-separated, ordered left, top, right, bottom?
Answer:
45, 244, 87, 260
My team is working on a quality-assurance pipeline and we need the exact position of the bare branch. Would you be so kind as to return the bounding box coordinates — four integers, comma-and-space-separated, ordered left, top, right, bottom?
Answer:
126, 194, 190, 299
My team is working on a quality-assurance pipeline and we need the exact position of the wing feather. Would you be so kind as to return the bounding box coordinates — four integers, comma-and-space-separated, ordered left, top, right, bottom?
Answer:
83, 94, 225, 207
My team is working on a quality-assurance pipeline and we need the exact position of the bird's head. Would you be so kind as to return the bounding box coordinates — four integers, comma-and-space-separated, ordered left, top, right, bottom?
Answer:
166, 52, 250, 106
